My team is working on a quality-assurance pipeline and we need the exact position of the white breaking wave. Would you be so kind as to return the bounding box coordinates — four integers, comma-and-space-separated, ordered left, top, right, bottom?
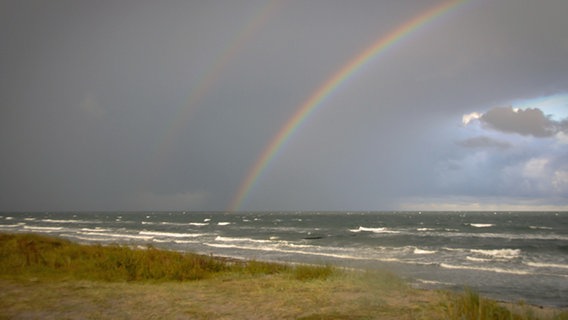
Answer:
139, 231, 205, 238
470, 249, 521, 260
79, 231, 153, 241
466, 256, 492, 262
414, 279, 455, 286
42, 219, 83, 223
215, 236, 272, 243
217, 222, 231, 226
152, 238, 198, 244
64, 235, 118, 242
440, 263, 531, 275
413, 248, 436, 255
529, 226, 553, 230
0, 223, 25, 228
80, 228, 112, 232
470, 223, 494, 228
203, 242, 401, 262
349, 226, 400, 234
23, 226, 63, 231
526, 262, 568, 270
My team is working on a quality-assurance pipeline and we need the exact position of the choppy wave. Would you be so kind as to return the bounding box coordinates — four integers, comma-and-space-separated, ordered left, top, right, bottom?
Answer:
23, 226, 64, 231
349, 226, 400, 234
139, 231, 206, 238
0, 223, 25, 228
413, 248, 436, 255
525, 262, 568, 270
529, 226, 553, 230
469, 223, 494, 228
203, 242, 401, 262
440, 263, 531, 275
42, 219, 83, 224
470, 249, 520, 260
215, 236, 271, 243
79, 231, 153, 241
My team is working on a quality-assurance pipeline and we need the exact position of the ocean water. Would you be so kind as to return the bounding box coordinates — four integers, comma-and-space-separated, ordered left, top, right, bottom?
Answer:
1, 211, 567, 307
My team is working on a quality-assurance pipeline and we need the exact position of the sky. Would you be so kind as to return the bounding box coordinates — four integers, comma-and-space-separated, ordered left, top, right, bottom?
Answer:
1, 0, 567, 212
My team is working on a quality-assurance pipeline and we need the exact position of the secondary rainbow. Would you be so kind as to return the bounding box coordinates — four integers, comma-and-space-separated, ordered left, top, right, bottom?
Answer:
153, 0, 283, 170
228, 0, 467, 211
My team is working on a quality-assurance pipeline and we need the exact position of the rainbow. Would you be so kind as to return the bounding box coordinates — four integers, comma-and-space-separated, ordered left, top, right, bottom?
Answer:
154, 0, 283, 169
228, 0, 467, 211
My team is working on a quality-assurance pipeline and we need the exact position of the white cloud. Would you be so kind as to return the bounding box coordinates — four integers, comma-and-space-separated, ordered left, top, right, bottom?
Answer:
462, 112, 482, 126
522, 157, 549, 179
552, 170, 568, 194
556, 131, 568, 144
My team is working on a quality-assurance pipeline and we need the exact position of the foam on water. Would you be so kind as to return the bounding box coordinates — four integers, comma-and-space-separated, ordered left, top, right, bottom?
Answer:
525, 262, 568, 270
440, 263, 531, 275
470, 223, 494, 228
23, 226, 64, 231
139, 231, 206, 238
413, 248, 436, 255
349, 226, 400, 233
470, 249, 521, 260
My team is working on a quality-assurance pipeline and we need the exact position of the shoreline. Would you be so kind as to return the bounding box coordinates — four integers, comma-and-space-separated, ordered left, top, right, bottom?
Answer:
1, 232, 567, 319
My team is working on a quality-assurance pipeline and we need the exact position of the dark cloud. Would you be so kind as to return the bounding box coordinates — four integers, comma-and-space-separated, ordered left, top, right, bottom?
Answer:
480, 107, 558, 137
1, 0, 568, 211
457, 136, 511, 150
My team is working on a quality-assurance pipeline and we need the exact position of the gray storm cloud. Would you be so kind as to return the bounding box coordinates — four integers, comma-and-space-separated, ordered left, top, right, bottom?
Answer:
2, 0, 568, 211
480, 106, 560, 137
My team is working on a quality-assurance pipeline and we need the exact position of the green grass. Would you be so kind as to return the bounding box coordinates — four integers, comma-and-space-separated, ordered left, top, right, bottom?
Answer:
0, 233, 336, 282
439, 288, 568, 320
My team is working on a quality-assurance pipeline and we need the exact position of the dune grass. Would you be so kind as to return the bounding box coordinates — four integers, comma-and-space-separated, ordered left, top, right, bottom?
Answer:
0, 233, 333, 282
1, 233, 566, 319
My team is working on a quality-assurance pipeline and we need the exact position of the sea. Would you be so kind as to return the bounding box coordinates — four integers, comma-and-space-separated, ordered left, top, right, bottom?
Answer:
1, 211, 567, 307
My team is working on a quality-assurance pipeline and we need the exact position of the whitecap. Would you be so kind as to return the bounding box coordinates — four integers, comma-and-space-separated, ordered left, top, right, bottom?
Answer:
413, 248, 436, 255
466, 256, 492, 262
349, 226, 399, 234
470, 223, 494, 228
0, 223, 25, 228
440, 263, 530, 275
139, 231, 205, 238
529, 226, 553, 230
80, 232, 153, 241
23, 226, 63, 231
525, 262, 568, 270
189, 222, 208, 226
470, 249, 520, 259
215, 236, 271, 243
217, 222, 231, 226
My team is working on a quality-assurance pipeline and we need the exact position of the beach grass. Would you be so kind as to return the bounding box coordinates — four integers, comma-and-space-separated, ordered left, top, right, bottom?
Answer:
1, 233, 567, 319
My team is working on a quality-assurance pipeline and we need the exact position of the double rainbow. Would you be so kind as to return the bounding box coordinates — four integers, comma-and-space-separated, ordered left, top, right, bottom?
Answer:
154, 0, 282, 170
229, 0, 467, 211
